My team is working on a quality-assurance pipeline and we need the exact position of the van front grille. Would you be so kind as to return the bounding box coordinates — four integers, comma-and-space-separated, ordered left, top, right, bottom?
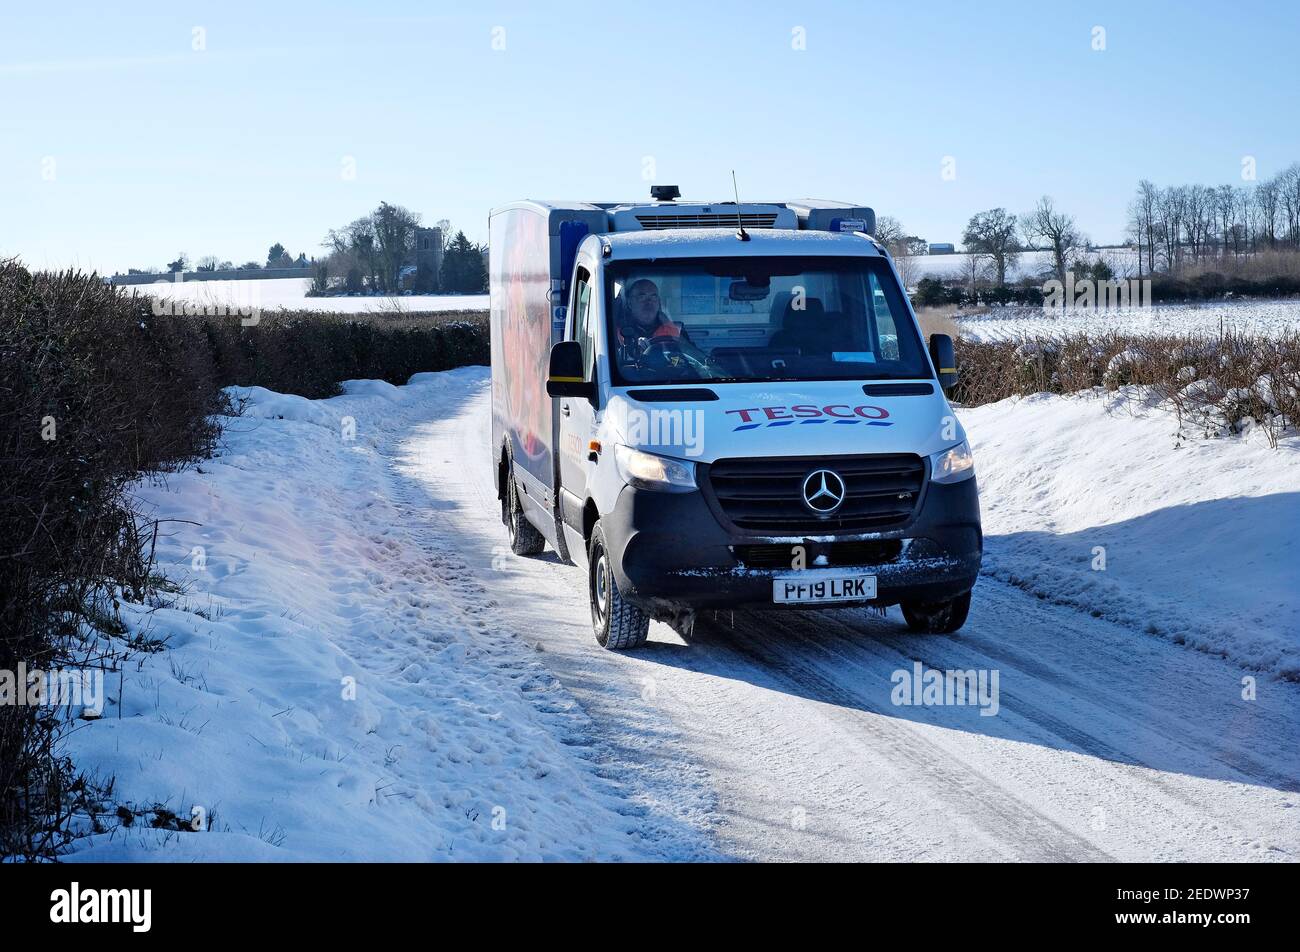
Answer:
705, 455, 926, 533
634, 213, 779, 230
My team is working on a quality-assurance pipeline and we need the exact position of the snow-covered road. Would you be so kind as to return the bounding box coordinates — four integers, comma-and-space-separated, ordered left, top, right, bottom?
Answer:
66, 367, 1298, 862
402, 371, 1299, 862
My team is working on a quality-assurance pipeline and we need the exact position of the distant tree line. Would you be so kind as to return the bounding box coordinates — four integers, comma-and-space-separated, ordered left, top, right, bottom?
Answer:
1127, 164, 1300, 275
316, 202, 486, 296
129, 244, 312, 276
875, 197, 1094, 289
882, 159, 1300, 298
127, 202, 489, 296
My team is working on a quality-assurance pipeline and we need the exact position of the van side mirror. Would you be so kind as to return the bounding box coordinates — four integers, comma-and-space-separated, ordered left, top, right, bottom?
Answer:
546, 340, 594, 399
929, 333, 958, 391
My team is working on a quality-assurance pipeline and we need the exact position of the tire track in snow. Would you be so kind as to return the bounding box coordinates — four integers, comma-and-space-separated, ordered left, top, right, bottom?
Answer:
408, 369, 1300, 862
721, 604, 1295, 860
386, 390, 723, 858
764, 597, 1299, 796
697, 611, 1112, 861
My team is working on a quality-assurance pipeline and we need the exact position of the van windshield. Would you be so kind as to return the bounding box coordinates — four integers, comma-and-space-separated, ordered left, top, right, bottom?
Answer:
606, 256, 931, 385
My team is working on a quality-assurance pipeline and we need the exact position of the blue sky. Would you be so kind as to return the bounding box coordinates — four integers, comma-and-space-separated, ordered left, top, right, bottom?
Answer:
2, 0, 1297, 273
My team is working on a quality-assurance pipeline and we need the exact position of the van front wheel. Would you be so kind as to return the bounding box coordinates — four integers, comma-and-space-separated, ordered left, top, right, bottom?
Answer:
901, 590, 972, 634
588, 521, 650, 650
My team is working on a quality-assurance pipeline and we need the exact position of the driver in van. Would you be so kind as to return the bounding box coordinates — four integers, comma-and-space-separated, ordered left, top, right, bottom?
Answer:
616, 279, 716, 377
617, 279, 690, 347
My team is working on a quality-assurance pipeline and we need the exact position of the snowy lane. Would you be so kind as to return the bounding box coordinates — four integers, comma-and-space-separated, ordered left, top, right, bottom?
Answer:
406, 371, 1300, 862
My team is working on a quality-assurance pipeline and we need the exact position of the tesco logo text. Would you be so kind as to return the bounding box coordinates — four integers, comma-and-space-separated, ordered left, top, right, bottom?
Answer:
726, 405, 893, 431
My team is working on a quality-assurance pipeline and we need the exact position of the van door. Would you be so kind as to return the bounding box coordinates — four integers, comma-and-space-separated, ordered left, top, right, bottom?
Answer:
557, 265, 598, 541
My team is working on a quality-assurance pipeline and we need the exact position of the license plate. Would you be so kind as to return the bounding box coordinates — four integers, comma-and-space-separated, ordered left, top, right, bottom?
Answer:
772, 574, 877, 604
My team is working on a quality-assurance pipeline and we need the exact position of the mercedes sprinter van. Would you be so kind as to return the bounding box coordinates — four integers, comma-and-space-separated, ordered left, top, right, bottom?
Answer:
489, 192, 980, 649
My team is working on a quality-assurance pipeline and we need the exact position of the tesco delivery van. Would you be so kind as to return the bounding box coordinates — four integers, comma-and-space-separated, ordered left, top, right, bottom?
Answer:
489, 189, 981, 649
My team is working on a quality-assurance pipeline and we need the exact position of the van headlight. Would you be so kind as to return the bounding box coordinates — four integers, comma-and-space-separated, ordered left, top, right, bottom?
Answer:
930, 440, 975, 483
615, 445, 697, 493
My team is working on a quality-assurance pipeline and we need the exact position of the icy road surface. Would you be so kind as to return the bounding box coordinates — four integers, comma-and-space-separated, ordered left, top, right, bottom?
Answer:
65, 367, 1298, 861
410, 372, 1299, 862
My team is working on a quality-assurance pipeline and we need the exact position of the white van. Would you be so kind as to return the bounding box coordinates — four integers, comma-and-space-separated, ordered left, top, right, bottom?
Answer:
489, 190, 981, 649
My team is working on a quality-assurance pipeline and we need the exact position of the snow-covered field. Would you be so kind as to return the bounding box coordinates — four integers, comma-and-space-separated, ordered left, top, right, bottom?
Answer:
61, 368, 1300, 861
956, 298, 1300, 340
122, 276, 489, 314
906, 248, 1140, 283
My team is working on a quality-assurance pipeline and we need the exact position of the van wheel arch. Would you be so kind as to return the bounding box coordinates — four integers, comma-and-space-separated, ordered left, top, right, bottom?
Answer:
497, 442, 511, 503
582, 499, 600, 544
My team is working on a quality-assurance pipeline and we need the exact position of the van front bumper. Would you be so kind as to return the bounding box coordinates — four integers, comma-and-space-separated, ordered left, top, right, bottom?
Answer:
601, 476, 982, 617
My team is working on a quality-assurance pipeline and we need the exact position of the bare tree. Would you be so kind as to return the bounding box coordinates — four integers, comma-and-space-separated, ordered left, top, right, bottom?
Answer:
960, 249, 982, 295
1126, 180, 1161, 278
329, 217, 381, 290
867, 215, 922, 288
1157, 186, 1187, 270
1182, 184, 1218, 261
1136, 180, 1160, 275
1235, 185, 1256, 256
1278, 163, 1300, 248
1214, 185, 1236, 259
962, 208, 1020, 287
1256, 178, 1280, 249
1020, 197, 1080, 284
892, 252, 916, 291
371, 201, 421, 292
872, 215, 905, 250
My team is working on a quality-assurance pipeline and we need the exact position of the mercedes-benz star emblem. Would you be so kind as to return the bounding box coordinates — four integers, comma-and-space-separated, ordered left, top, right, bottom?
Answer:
802, 469, 846, 514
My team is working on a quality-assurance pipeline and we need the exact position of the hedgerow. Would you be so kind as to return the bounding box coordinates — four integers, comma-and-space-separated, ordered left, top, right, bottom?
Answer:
0, 262, 489, 858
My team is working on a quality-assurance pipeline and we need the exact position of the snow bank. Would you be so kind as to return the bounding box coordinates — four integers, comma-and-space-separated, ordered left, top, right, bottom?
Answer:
964, 391, 1300, 678
62, 367, 704, 861
339, 379, 408, 402
227, 385, 341, 428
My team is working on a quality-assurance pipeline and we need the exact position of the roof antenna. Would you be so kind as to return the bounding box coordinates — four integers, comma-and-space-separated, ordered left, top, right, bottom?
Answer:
731, 170, 750, 241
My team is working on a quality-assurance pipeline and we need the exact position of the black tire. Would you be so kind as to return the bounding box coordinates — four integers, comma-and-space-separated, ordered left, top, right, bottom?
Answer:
503, 462, 546, 556
588, 520, 650, 650
901, 590, 972, 634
